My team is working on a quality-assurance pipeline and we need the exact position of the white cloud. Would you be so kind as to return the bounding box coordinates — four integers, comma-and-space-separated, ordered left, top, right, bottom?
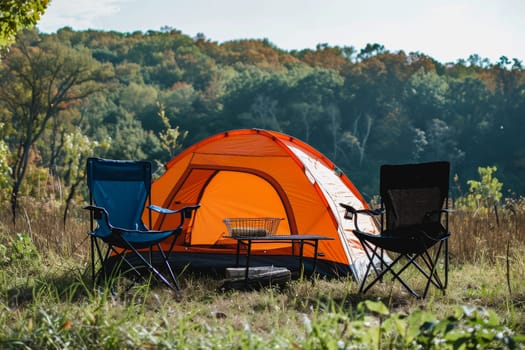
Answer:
38, 0, 132, 32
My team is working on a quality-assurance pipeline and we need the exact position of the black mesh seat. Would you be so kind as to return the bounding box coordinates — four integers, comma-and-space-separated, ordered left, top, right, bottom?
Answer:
340, 161, 452, 298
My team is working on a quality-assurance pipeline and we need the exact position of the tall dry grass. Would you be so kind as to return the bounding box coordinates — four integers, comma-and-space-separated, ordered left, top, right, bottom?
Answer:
0, 197, 89, 258
1, 195, 524, 269
449, 198, 525, 265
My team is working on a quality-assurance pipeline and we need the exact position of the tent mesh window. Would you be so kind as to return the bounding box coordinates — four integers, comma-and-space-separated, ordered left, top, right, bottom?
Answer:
223, 218, 283, 237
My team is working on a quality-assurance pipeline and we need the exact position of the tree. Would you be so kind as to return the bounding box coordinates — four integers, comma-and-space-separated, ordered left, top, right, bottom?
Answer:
344, 113, 373, 166
357, 43, 386, 61
405, 68, 448, 127
290, 68, 343, 148
0, 30, 113, 224
157, 102, 188, 158
289, 102, 321, 143
424, 118, 465, 164
0, 0, 49, 48
241, 94, 281, 131
0, 123, 12, 202
326, 103, 344, 161
61, 127, 109, 225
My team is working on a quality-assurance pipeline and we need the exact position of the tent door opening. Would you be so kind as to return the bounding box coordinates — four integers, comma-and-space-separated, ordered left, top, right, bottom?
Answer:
189, 171, 290, 250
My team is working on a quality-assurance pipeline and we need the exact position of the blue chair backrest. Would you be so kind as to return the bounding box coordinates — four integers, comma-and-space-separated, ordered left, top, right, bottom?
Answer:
87, 158, 151, 230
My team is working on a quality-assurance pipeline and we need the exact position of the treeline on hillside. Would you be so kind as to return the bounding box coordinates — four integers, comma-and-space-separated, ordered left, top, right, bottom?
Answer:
0, 28, 524, 219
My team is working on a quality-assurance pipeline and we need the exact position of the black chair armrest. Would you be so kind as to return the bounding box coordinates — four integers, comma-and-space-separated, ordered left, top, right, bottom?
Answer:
423, 208, 455, 222
339, 203, 383, 218
425, 208, 454, 215
340, 203, 383, 232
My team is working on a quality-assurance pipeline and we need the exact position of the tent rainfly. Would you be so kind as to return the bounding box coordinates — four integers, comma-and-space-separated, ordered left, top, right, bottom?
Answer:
147, 129, 378, 281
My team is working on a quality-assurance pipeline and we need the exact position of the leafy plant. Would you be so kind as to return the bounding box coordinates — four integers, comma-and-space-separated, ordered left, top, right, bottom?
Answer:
410, 305, 525, 349
1, 232, 41, 267
157, 102, 188, 158
299, 299, 525, 349
456, 166, 503, 212
351, 301, 525, 349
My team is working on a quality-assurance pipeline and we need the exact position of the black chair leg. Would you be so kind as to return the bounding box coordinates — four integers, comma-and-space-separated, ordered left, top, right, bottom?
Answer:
359, 241, 449, 299
156, 243, 181, 291
119, 240, 180, 294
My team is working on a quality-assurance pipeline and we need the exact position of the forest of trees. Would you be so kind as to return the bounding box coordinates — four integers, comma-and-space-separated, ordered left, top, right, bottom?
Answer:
0, 27, 524, 220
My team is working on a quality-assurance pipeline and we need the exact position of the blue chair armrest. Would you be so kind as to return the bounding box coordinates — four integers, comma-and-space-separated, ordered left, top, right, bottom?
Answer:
148, 205, 178, 215
149, 204, 200, 218
83, 205, 109, 220
148, 204, 201, 230
83, 205, 117, 234
84, 205, 157, 235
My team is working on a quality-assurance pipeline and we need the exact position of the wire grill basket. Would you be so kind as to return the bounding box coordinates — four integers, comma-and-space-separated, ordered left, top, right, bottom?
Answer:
223, 217, 283, 237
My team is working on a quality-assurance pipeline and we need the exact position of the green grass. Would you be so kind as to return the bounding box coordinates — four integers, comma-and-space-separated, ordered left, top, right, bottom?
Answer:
0, 202, 524, 349
1, 260, 524, 349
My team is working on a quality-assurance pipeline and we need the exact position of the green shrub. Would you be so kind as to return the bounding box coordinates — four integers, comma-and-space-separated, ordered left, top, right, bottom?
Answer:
0, 233, 41, 267
354, 301, 524, 349
456, 166, 503, 212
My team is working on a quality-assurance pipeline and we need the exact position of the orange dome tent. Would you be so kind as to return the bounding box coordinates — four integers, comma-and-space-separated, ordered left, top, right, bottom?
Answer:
147, 129, 378, 280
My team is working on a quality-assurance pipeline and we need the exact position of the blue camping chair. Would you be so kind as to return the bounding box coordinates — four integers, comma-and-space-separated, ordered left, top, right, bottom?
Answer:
84, 158, 200, 293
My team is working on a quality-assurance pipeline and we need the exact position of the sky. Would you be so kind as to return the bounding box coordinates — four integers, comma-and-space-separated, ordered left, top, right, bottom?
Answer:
37, 0, 525, 64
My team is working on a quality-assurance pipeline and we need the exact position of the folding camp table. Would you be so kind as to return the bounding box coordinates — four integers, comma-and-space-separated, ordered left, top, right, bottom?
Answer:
227, 234, 334, 284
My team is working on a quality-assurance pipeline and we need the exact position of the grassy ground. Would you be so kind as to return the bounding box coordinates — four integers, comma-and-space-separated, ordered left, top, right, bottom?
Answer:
0, 200, 524, 349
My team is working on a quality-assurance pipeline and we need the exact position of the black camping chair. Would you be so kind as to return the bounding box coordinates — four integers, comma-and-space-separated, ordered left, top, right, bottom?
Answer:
340, 161, 452, 298
84, 158, 200, 293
